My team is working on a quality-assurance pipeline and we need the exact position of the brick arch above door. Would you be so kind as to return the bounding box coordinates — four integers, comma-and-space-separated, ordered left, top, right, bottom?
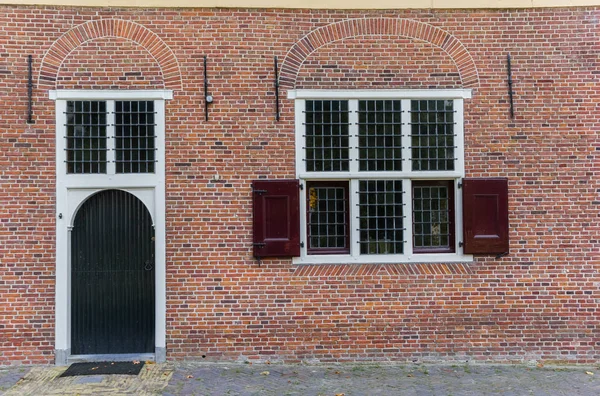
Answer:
38, 19, 182, 91
279, 18, 479, 89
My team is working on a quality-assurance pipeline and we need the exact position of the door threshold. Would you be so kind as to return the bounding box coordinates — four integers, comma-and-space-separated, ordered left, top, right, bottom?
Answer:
67, 353, 155, 364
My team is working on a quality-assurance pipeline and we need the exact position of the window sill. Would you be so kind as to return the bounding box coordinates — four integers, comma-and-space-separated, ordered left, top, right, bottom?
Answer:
292, 253, 473, 265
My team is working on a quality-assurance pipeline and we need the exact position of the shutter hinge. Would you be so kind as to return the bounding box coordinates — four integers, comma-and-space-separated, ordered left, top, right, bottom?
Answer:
299, 183, 303, 190
459, 241, 464, 247
253, 189, 268, 195
253, 243, 266, 248
458, 182, 463, 189
300, 242, 304, 248
495, 251, 509, 259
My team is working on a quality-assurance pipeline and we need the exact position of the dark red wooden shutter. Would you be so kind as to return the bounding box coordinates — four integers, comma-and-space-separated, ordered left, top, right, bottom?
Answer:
462, 178, 509, 255
252, 179, 300, 258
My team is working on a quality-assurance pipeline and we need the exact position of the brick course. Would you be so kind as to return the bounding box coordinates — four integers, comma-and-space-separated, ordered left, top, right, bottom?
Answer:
0, 6, 599, 365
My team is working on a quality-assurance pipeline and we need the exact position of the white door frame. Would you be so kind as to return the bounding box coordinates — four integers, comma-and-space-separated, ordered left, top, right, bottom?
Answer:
51, 90, 171, 364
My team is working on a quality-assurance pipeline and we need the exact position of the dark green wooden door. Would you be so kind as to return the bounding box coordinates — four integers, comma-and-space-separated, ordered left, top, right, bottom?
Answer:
71, 189, 155, 355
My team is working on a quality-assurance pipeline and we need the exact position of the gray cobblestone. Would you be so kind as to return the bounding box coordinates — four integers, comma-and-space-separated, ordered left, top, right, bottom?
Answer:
1, 362, 599, 395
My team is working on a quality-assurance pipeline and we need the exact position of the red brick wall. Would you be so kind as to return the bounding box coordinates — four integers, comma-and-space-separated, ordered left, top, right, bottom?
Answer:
0, 6, 599, 364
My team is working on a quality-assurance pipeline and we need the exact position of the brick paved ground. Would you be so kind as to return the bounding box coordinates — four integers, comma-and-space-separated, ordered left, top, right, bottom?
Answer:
1, 362, 599, 395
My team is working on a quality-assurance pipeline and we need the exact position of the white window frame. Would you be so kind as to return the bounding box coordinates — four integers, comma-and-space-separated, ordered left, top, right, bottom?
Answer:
290, 89, 473, 264
51, 89, 172, 363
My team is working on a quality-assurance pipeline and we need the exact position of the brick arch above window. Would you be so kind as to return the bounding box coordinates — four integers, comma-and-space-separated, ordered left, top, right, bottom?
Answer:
38, 19, 182, 90
279, 18, 479, 89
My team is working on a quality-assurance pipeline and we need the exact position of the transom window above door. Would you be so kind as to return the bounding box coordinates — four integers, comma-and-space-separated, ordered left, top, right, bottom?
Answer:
51, 89, 171, 180
65, 100, 156, 174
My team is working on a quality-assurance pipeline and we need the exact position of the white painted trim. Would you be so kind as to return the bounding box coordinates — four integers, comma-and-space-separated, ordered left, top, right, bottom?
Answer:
68, 353, 155, 363
347, 100, 359, 174
106, 101, 116, 175
50, 89, 173, 100
402, 178, 413, 256
288, 89, 472, 100
454, 99, 466, 175
54, 92, 169, 363
297, 171, 464, 179
349, 179, 360, 259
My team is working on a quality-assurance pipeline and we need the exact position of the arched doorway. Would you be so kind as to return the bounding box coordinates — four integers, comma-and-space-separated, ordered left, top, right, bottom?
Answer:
71, 189, 155, 355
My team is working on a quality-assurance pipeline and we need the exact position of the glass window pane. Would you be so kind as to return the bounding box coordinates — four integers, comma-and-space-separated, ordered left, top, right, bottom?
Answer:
307, 182, 349, 254
412, 181, 455, 252
115, 101, 155, 174
358, 100, 402, 172
65, 101, 107, 174
358, 180, 404, 254
305, 100, 349, 172
410, 100, 455, 171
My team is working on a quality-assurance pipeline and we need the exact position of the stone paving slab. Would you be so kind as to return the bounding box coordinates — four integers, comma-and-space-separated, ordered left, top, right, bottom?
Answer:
163, 362, 600, 396
0, 366, 30, 394
1, 361, 599, 396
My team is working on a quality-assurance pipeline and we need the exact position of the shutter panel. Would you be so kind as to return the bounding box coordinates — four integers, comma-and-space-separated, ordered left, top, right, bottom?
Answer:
462, 178, 509, 255
252, 179, 301, 258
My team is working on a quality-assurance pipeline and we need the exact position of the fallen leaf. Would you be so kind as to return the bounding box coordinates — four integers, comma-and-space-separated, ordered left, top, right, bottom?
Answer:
91, 367, 98, 370
335, 371, 341, 374
407, 373, 414, 377
186, 375, 194, 379
335, 393, 345, 396
145, 361, 155, 365
133, 360, 140, 365
537, 363, 544, 368
586, 371, 594, 376
110, 362, 115, 365
260, 371, 270, 376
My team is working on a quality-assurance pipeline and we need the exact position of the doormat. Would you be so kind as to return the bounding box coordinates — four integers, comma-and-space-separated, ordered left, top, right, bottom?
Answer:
60, 361, 145, 377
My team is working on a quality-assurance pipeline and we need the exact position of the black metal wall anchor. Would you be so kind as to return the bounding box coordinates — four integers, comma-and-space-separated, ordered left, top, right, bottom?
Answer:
27, 55, 34, 124
507, 53, 515, 119
274, 56, 280, 122
203, 55, 213, 121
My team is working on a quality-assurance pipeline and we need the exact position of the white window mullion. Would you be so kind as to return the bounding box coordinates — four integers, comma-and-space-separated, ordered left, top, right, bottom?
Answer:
299, 179, 308, 258
403, 178, 413, 256
454, 99, 465, 177
348, 100, 360, 258
454, 180, 464, 255
106, 100, 116, 175
349, 178, 360, 258
348, 100, 359, 174
401, 99, 412, 175
296, 100, 308, 258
